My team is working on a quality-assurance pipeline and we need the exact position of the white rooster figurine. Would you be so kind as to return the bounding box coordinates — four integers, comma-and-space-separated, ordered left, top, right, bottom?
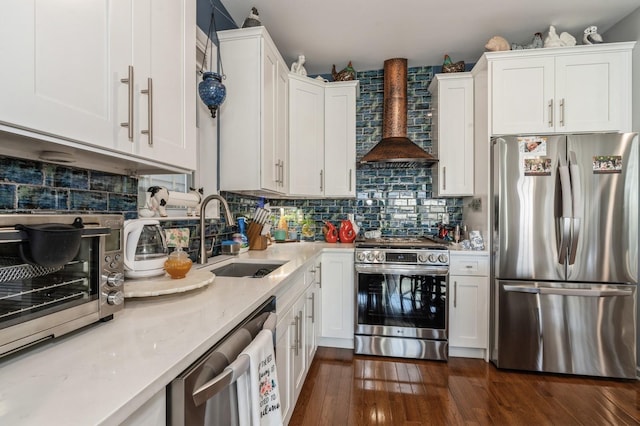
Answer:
583, 26, 603, 44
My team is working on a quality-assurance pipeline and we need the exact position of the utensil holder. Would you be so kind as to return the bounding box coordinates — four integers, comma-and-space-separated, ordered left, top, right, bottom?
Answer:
247, 221, 268, 250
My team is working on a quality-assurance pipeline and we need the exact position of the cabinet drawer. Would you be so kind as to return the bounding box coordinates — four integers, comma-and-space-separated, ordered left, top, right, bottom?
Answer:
450, 255, 489, 276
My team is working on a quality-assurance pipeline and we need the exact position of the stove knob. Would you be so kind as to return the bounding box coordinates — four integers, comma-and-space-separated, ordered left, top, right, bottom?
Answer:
107, 291, 125, 306
438, 254, 449, 264
106, 272, 124, 287
356, 252, 367, 262
418, 253, 429, 263
428, 254, 438, 263
375, 252, 385, 262
366, 252, 375, 262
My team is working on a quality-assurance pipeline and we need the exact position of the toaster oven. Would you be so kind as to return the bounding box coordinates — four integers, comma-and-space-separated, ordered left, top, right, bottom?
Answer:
0, 214, 125, 358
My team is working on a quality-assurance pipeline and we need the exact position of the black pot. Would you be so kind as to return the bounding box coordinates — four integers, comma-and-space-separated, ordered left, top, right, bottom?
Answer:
16, 217, 84, 267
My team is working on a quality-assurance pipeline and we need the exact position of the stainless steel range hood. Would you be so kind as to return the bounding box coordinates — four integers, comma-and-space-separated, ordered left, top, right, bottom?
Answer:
360, 58, 438, 168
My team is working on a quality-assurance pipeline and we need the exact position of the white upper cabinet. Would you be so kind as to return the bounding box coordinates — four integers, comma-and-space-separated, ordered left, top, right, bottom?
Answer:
324, 81, 358, 197
129, 0, 197, 171
288, 76, 358, 198
218, 27, 289, 195
429, 73, 474, 197
288, 75, 325, 196
0, 0, 197, 172
489, 42, 634, 135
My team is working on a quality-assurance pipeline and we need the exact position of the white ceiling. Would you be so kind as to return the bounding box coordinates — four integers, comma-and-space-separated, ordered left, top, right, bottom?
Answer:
220, 0, 640, 75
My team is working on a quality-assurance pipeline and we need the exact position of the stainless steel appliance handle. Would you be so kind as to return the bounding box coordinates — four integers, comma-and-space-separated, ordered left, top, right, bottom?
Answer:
538, 287, 633, 297
558, 157, 572, 264
504, 284, 633, 297
568, 151, 582, 265
355, 263, 449, 277
141, 78, 153, 146
191, 312, 276, 407
120, 65, 134, 140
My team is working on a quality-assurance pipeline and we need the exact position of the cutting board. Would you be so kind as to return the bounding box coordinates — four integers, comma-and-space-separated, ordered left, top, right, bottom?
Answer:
124, 268, 215, 298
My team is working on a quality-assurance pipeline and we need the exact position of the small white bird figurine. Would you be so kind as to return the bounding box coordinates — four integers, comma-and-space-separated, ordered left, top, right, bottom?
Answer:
583, 26, 603, 45
544, 25, 576, 48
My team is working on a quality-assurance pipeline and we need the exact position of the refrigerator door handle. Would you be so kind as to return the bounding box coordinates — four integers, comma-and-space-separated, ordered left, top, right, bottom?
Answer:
558, 157, 572, 265
568, 151, 582, 265
503, 284, 540, 294
538, 287, 634, 297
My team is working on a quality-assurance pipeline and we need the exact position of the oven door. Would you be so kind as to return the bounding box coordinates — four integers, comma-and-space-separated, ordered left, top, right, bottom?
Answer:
0, 235, 103, 356
355, 263, 448, 340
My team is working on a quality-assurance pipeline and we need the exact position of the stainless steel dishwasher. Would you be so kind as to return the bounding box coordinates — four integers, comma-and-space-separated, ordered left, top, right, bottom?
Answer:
168, 297, 276, 425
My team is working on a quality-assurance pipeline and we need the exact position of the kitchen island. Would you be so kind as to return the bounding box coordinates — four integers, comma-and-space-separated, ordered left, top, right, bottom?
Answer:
0, 242, 353, 425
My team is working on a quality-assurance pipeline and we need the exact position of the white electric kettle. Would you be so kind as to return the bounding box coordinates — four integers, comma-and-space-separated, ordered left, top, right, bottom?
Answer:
123, 219, 168, 278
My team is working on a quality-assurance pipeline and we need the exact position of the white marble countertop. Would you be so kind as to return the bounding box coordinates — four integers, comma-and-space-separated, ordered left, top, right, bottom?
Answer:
0, 242, 353, 425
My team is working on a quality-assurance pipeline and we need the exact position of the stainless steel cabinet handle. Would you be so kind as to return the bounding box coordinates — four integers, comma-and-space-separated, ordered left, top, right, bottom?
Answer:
297, 310, 303, 350
280, 160, 285, 186
291, 315, 298, 355
308, 293, 315, 323
317, 262, 321, 288
443, 166, 447, 191
141, 78, 153, 146
320, 170, 324, 192
120, 65, 134, 141
453, 281, 457, 308
349, 169, 353, 192
275, 161, 280, 185
559, 98, 565, 127
548, 99, 554, 127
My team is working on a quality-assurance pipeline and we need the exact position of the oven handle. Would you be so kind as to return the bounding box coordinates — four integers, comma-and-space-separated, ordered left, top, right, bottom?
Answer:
355, 264, 449, 276
192, 312, 277, 407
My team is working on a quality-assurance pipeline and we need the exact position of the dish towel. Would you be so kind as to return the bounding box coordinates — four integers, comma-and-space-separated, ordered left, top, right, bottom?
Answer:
236, 329, 283, 426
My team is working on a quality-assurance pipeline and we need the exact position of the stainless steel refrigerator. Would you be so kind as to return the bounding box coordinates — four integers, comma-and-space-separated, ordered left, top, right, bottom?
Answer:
491, 133, 638, 379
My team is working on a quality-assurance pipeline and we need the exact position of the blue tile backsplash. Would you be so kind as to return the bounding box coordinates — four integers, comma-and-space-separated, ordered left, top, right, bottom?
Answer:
0, 63, 463, 244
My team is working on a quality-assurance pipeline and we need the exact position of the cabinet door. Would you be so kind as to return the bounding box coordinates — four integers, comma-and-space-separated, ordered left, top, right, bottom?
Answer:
0, 0, 131, 149
275, 309, 293, 422
491, 56, 555, 135
305, 284, 319, 363
261, 39, 281, 192
132, 0, 196, 170
320, 252, 354, 341
449, 275, 488, 348
432, 74, 474, 196
288, 76, 325, 196
275, 60, 290, 192
324, 83, 357, 197
555, 51, 630, 133
291, 296, 306, 402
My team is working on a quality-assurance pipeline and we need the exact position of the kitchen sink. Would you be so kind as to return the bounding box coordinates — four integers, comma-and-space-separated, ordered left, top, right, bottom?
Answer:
210, 261, 286, 278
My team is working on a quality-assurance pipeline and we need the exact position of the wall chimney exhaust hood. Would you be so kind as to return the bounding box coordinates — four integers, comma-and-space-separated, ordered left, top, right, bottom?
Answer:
360, 58, 438, 168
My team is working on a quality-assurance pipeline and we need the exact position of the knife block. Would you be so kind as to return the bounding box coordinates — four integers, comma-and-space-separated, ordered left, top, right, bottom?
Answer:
247, 221, 268, 250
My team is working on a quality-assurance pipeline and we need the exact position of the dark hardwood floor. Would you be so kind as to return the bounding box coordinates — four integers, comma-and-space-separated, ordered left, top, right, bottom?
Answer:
290, 347, 640, 425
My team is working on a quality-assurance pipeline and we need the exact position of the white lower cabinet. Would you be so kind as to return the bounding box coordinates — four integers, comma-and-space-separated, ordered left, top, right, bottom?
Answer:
276, 256, 322, 425
319, 251, 354, 349
448, 252, 489, 360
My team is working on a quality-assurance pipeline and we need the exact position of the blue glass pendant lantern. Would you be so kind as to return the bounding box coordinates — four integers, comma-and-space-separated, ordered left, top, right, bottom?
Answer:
199, 71, 226, 118
198, 5, 226, 119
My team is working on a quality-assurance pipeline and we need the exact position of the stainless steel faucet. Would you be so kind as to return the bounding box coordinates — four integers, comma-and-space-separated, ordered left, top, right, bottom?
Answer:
198, 194, 236, 264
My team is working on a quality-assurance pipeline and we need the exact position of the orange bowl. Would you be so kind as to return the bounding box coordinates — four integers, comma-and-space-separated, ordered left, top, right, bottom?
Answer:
164, 258, 193, 279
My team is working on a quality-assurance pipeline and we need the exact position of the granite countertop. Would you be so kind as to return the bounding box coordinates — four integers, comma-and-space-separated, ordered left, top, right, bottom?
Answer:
0, 242, 354, 425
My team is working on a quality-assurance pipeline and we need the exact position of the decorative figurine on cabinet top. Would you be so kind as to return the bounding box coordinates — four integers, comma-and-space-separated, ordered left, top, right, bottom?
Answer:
511, 32, 543, 50
331, 61, 356, 81
544, 25, 576, 48
583, 26, 603, 44
485, 35, 510, 51
242, 7, 262, 28
290, 55, 308, 76
442, 54, 465, 73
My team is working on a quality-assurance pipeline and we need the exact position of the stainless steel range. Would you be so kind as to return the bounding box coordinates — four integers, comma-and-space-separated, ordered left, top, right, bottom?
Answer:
354, 237, 449, 360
